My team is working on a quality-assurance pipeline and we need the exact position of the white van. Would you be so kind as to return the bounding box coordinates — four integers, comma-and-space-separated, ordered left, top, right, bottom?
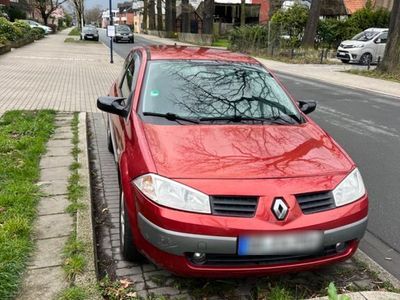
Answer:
336, 28, 388, 65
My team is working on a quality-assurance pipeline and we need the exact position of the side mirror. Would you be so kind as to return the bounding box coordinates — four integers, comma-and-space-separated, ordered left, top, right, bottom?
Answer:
297, 100, 317, 115
97, 96, 128, 117
374, 38, 381, 44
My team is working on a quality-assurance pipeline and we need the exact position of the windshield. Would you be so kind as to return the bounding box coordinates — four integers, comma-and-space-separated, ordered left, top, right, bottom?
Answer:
117, 26, 131, 33
352, 31, 380, 41
141, 61, 301, 123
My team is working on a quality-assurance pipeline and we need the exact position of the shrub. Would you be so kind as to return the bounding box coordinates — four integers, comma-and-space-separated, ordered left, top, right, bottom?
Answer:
270, 4, 309, 48
0, 17, 22, 41
229, 25, 269, 52
0, 34, 7, 45
13, 20, 31, 36
30, 27, 45, 40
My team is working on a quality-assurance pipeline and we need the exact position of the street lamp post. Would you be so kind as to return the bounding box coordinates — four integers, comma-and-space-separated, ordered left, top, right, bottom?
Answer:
109, 0, 114, 64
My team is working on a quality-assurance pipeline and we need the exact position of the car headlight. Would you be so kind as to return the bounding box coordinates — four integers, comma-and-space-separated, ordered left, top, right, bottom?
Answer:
351, 44, 364, 48
133, 174, 211, 214
333, 168, 366, 207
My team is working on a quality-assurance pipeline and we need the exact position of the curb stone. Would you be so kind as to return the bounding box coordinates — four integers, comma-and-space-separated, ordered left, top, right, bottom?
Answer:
354, 249, 400, 289
75, 112, 102, 299
310, 291, 400, 300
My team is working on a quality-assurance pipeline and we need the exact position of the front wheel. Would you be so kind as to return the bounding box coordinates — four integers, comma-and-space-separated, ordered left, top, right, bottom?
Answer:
360, 53, 372, 66
119, 190, 143, 262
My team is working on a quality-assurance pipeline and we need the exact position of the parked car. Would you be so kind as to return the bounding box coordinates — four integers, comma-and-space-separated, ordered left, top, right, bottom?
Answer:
81, 26, 99, 41
113, 25, 134, 43
337, 28, 388, 65
21, 20, 53, 34
97, 46, 368, 277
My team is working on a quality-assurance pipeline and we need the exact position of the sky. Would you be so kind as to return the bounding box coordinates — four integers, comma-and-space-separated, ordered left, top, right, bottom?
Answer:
85, 0, 118, 10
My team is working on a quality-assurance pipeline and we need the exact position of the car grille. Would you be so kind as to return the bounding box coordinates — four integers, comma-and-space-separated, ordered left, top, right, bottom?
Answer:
210, 196, 258, 217
296, 191, 335, 214
187, 243, 347, 266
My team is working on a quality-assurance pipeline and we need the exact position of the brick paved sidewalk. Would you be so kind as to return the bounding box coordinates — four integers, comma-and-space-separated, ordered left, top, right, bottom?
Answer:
0, 29, 123, 115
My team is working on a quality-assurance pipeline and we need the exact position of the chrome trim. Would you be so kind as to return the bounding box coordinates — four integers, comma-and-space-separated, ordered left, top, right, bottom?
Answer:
138, 213, 368, 256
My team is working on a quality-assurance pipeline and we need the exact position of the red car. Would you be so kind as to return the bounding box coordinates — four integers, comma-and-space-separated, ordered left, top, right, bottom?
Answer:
97, 46, 368, 277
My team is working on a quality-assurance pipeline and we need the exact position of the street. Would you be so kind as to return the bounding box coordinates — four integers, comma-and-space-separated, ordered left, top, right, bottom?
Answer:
98, 31, 400, 279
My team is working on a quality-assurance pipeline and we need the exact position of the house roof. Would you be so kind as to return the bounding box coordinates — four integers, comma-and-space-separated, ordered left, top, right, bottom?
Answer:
343, 0, 368, 14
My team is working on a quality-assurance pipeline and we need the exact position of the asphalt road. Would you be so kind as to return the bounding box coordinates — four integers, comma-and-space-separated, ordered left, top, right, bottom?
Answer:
99, 31, 400, 279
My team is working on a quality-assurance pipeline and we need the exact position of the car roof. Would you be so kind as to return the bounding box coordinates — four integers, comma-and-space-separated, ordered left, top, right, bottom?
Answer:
364, 28, 388, 32
145, 45, 260, 64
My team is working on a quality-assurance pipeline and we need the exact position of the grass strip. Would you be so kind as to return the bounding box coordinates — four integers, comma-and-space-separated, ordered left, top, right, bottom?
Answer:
68, 27, 81, 36
0, 110, 55, 299
59, 113, 88, 299
345, 69, 400, 83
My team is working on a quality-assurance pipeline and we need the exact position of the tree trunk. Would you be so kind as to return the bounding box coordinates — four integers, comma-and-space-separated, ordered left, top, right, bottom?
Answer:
157, 0, 163, 31
202, 0, 214, 34
377, 0, 400, 73
165, 0, 172, 34
148, 0, 156, 30
240, 0, 245, 26
181, 0, 190, 33
171, 0, 176, 32
143, 0, 148, 30
302, 0, 321, 48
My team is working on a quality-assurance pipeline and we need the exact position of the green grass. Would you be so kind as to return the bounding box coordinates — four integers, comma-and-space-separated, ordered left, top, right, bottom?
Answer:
66, 113, 85, 214
212, 38, 229, 48
62, 233, 86, 280
68, 27, 81, 36
345, 69, 400, 83
0, 110, 55, 299
57, 286, 87, 300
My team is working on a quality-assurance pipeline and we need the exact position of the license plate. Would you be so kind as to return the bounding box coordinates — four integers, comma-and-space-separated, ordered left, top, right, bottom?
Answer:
238, 231, 323, 256
337, 52, 346, 57
87, 36, 93, 39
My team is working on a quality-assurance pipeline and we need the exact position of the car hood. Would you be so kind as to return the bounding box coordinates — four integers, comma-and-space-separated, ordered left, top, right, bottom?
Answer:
340, 40, 366, 46
142, 122, 353, 179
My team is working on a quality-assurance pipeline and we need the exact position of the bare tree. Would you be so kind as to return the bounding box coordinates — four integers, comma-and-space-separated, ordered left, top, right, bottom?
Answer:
202, 0, 214, 34
165, 0, 172, 34
156, 0, 163, 30
378, 0, 400, 73
148, 0, 156, 30
302, 0, 321, 47
85, 5, 101, 25
34, 0, 67, 25
69, 0, 84, 29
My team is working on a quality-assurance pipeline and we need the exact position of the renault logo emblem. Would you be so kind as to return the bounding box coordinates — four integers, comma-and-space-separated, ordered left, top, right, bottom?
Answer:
272, 198, 288, 220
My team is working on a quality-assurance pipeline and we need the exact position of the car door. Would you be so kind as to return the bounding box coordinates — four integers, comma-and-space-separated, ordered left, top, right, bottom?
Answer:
111, 51, 142, 160
374, 32, 387, 62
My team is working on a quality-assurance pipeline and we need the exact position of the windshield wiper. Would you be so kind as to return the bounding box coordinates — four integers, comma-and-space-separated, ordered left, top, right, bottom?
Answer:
200, 115, 271, 123
142, 112, 199, 124
200, 114, 302, 125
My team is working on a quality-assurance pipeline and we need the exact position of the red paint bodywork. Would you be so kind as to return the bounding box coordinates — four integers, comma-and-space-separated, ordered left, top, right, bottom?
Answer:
108, 46, 368, 277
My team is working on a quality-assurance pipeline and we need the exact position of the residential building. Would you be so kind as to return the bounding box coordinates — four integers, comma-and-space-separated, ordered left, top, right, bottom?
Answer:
101, 9, 119, 28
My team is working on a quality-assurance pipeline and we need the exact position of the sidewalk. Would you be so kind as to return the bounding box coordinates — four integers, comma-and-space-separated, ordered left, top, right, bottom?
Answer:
137, 33, 400, 99
0, 29, 122, 115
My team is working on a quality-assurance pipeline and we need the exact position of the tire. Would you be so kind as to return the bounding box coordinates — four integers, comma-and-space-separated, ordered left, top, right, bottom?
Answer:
106, 121, 114, 154
341, 59, 350, 64
359, 53, 372, 66
119, 190, 143, 262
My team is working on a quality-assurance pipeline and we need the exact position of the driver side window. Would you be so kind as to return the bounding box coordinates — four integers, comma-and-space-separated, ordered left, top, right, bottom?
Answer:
119, 52, 141, 107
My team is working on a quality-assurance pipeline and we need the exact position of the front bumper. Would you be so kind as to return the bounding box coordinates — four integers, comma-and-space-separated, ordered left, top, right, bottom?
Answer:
337, 47, 363, 62
138, 213, 367, 256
